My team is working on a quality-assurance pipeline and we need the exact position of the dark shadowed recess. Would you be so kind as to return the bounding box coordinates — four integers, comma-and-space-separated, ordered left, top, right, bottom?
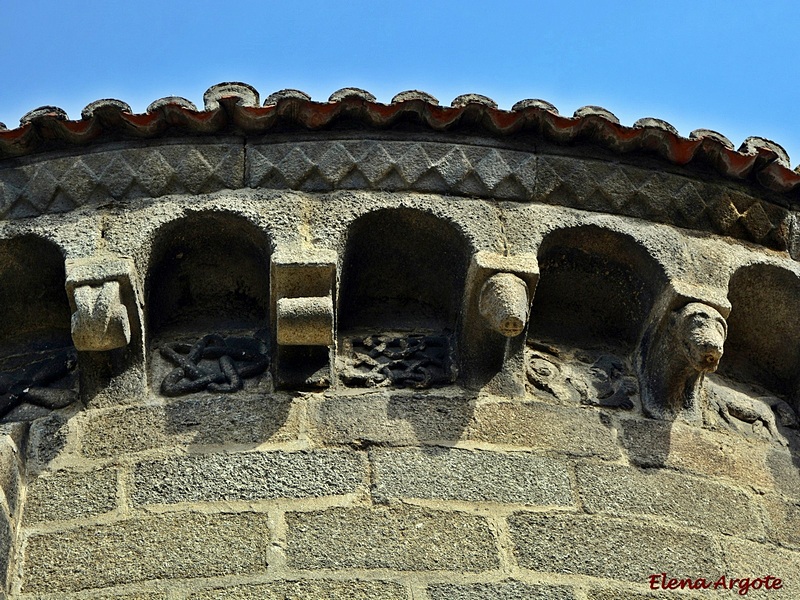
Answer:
147, 212, 271, 337
721, 264, 800, 401
338, 207, 470, 333
528, 225, 667, 353
0, 235, 72, 365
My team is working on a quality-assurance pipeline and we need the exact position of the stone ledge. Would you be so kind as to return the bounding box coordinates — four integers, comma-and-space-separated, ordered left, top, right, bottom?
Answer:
131, 450, 366, 506
619, 418, 775, 490
23, 467, 117, 525
508, 512, 725, 584
464, 401, 620, 460
20, 512, 272, 594
576, 462, 764, 538
78, 395, 299, 459
284, 506, 499, 572
371, 448, 573, 507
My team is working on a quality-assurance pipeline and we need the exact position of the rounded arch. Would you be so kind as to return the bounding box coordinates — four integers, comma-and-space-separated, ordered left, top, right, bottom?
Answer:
528, 225, 668, 350
720, 263, 800, 396
338, 207, 470, 332
0, 235, 76, 413
146, 211, 272, 337
0, 235, 71, 350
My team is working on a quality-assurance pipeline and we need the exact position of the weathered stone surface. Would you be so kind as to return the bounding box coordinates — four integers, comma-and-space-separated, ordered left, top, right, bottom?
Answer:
69, 281, 131, 352
465, 401, 619, 459
722, 538, 800, 598
762, 495, 800, 548
187, 580, 407, 599
576, 462, 762, 537
0, 143, 244, 218
535, 154, 788, 248
620, 418, 773, 489
309, 393, 474, 445
285, 506, 498, 571
24, 467, 117, 524
132, 450, 365, 505
639, 302, 727, 421
247, 141, 538, 199
0, 442, 20, 516
22, 512, 271, 593
26, 413, 71, 469
79, 395, 297, 457
19, 591, 169, 600
587, 590, 691, 600
276, 296, 334, 346
0, 508, 11, 593
766, 448, 800, 500
372, 448, 572, 506
508, 513, 724, 583
428, 582, 575, 600
479, 273, 529, 337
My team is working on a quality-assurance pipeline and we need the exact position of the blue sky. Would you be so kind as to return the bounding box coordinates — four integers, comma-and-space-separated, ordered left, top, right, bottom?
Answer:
2, 1, 799, 166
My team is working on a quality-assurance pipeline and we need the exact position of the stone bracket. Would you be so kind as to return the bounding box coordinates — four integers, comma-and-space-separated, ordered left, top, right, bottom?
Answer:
65, 257, 137, 352
271, 247, 336, 346
461, 251, 540, 395
479, 273, 531, 337
276, 296, 334, 346
270, 246, 337, 387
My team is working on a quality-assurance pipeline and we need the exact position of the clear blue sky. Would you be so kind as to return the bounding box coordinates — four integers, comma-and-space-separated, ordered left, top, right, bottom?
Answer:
2, 1, 799, 166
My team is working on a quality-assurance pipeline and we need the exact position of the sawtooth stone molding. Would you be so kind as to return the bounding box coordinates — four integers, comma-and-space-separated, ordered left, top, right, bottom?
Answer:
0, 139, 792, 252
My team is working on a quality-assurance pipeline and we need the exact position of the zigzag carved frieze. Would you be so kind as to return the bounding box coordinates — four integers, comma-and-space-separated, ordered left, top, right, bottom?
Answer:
0, 140, 790, 250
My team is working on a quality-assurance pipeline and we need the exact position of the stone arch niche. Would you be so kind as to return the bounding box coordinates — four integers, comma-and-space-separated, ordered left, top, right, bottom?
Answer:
710, 264, 800, 434
526, 225, 667, 409
338, 207, 470, 388
146, 212, 272, 396
0, 235, 78, 418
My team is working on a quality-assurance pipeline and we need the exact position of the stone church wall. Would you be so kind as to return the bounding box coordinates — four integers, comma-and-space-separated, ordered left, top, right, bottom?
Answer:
0, 85, 798, 598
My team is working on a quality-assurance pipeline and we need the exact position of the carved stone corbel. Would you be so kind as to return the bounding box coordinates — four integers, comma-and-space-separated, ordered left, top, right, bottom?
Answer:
639, 302, 728, 420
65, 258, 136, 352
479, 272, 530, 337
270, 246, 337, 388
462, 251, 539, 395
276, 296, 334, 347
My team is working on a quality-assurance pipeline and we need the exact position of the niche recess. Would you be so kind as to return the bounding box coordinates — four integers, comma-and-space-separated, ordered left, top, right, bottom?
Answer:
719, 264, 800, 403
529, 226, 665, 349
338, 208, 469, 388
147, 212, 272, 395
526, 226, 666, 408
0, 236, 77, 417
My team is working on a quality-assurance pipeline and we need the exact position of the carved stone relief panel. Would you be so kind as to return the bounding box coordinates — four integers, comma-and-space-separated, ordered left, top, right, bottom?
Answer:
146, 212, 272, 396
710, 264, 800, 440
526, 341, 638, 410
337, 208, 469, 389
0, 236, 78, 420
159, 332, 270, 396
339, 333, 455, 389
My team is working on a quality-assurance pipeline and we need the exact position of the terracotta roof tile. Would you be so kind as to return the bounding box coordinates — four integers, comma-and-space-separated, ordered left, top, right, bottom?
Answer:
263, 89, 312, 105
146, 97, 198, 113
391, 90, 439, 105
2, 83, 799, 198
511, 99, 558, 113
81, 99, 132, 120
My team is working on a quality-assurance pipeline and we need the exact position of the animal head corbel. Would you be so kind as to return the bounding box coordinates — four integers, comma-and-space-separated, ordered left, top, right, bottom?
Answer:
640, 301, 727, 421
676, 302, 727, 374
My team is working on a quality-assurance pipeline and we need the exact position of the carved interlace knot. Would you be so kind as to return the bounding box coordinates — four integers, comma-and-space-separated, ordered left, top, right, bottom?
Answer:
159, 333, 269, 396
0, 345, 78, 416
341, 334, 453, 389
